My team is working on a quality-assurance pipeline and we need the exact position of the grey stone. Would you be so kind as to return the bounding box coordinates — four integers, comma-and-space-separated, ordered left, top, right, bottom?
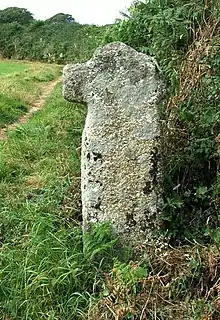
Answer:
63, 42, 166, 249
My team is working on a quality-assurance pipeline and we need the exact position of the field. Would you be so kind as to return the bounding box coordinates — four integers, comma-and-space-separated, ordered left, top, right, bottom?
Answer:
0, 60, 61, 128
0, 61, 219, 320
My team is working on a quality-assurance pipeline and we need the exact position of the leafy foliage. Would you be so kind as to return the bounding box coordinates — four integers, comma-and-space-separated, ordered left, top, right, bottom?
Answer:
105, 0, 218, 90
0, 7, 105, 64
0, 7, 33, 24
46, 13, 75, 23
162, 23, 220, 243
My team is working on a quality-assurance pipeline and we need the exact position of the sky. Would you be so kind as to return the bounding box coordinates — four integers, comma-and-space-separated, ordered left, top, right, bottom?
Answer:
0, 0, 134, 25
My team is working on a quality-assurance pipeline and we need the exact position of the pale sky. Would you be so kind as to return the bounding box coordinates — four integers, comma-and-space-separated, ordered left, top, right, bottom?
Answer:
0, 0, 134, 25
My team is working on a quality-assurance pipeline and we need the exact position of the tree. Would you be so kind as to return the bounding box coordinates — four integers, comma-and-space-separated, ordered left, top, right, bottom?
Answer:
0, 7, 34, 25
46, 13, 75, 23
0, 22, 24, 58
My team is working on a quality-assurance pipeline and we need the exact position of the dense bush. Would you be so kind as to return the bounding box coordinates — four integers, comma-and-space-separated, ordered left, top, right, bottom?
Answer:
0, 8, 106, 63
0, 7, 33, 25
105, 0, 218, 89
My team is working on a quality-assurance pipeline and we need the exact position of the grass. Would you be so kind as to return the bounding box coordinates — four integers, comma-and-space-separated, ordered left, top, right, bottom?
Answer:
0, 94, 28, 127
89, 245, 220, 319
0, 83, 95, 318
0, 61, 27, 75
0, 79, 122, 319
0, 61, 219, 319
0, 60, 61, 127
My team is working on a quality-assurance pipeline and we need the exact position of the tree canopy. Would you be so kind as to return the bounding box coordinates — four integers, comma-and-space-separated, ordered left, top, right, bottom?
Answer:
0, 7, 34, 24
46, 13, 75, 23
0, 7, 105, 63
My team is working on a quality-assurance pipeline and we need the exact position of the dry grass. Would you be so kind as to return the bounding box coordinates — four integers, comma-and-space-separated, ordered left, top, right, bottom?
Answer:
88, 245, 220, 320
167, 18, 219, 112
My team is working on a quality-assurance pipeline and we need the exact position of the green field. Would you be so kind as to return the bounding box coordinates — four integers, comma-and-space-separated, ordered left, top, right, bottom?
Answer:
0, 60, 61, 127
0, 61, 27, 75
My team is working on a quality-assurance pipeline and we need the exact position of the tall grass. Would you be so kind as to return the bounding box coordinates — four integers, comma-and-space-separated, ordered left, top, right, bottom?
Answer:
0, 85, 122, 319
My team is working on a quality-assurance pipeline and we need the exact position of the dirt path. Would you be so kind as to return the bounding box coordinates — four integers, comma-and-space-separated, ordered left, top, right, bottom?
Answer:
0, 78, 61, 141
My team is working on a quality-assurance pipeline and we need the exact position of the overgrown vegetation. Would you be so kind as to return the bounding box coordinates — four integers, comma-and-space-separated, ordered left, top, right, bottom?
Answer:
89, 246, 220, 319
0, 7, 106, 63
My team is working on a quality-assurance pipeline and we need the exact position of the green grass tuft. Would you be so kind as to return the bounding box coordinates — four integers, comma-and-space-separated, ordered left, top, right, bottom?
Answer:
0, 93, 28, 127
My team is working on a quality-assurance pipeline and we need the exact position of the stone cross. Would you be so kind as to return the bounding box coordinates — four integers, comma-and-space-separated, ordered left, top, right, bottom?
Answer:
63, 42, 165, 248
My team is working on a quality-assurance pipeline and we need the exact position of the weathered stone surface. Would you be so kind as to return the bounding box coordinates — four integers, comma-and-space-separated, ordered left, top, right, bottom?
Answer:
63, 42, 165, 248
